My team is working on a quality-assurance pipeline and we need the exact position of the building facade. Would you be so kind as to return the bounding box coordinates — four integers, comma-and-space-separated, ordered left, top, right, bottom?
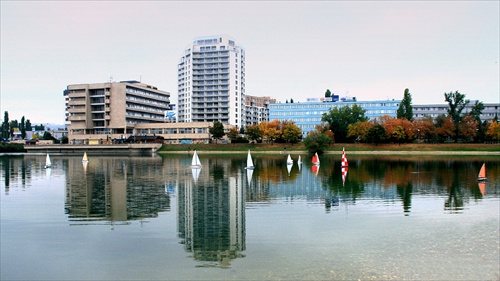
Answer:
245, 95, 276, 126
413, 102, 499, 122
178, 35, 245, 127
64, 81, 171, 143
269, 99, 401, 136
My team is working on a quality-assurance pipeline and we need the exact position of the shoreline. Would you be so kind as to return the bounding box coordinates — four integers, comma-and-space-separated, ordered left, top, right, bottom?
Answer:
158, 150, 500, 155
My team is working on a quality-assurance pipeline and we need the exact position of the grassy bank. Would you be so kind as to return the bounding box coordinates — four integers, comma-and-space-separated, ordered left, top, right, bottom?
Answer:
157, 142, 500, 154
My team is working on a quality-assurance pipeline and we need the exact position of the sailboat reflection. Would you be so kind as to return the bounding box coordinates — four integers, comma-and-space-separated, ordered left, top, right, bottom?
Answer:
178, 168, 246, 268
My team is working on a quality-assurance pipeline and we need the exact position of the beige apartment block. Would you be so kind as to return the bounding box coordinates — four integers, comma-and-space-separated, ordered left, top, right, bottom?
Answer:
64, 80, 171, 144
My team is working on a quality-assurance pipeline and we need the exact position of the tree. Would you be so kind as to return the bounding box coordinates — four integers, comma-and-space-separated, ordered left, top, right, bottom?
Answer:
325, 89, 332, 98
209, 121, 225, 143
486, 121, 500, 141
469, 100, 485, 142
436, 116, 455, 142
303, 131, 331, 154
396, 88, 413, 121
261, 120, 281, 145
226, 127, 239, 143
42, 131, 56, 141
347, 121, 373, 142
282, 122, 302, 144
366, 124, 387, 145
412, 117, 435, 143
2, 111, 9, 140
444, 91, 470, 142
459, 115, 478, 142
20, 116, 26, 139
290, 98, 294, 103
314, 123, 334, 145
246, 124, 263, 143
469, 100, 484, 122
391, 126, 406, 145
322, 104, 368, 143
25, 119, 32, 131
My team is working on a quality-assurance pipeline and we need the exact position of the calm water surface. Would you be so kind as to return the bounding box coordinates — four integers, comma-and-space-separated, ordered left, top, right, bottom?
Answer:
1, 153, 499, 280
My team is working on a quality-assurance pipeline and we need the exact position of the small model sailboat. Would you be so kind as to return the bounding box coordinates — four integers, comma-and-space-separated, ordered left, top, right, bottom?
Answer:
312, 152, 320, 165
247, 167, 254, 185
44, 153, 52, 169
287, 162, 292, 176
341, 147, 348, 168
311, 164, 319, 176
298, 155, 302, 165
477, 163, 487, 181
192, 166, 201, 183
191, 150, 202, 168
245, 150, 255, 170
286, 154, 293, 165
82, 152, 89, 163
342, 166, 348, 186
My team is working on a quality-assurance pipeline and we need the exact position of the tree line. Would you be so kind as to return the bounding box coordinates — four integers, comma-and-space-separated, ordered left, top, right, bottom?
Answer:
1, 111, 58, 141
303, 89, 499, 153
207, 89, 499, 153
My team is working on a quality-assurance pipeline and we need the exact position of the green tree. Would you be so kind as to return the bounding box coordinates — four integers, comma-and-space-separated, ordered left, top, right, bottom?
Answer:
322, 104, 368, 143
282, 123, 302, 144
397, 88, 413, 121
20, 116, 26, 139
303, 132, 331, 154
209, 121, 225, 143
246, 124, 263, 143
9, 120, 18, 139
2, 111, 9, 140
325, 89, 332, 98
25, 119, 32, 131
366, 124, 387, 145
391, 126, 406, 145
42, 131, 56, 141
444, 91, 470, 142
468, 100, 484, 122
468, 100, 485, 142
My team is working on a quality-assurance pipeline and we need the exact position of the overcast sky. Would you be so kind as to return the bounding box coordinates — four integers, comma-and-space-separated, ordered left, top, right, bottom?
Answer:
1, 1, 499, 124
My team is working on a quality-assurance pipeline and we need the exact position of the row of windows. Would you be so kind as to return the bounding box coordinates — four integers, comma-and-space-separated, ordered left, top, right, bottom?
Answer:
270, 109, 395, 117
126, 86, 169, 101
269, 102, 399, 109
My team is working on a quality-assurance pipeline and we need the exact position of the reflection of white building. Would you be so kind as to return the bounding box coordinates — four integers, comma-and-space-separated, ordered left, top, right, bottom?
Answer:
177, 160, 245, 267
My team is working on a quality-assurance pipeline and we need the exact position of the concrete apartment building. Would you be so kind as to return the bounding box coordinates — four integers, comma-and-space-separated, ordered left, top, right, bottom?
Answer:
177, 35, 246, 127
413, 102, 499, 122
245, 95, 276, 126
64, 81, 171, 143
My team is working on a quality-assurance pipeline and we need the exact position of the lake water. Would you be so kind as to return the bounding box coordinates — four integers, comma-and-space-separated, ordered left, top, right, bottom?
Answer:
1, 153, 499, 280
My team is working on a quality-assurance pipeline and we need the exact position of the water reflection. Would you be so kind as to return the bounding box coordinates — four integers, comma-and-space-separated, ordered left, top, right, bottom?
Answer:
176, 156, 245, 268
64, 156, 171, 223
1, 153, 499, 270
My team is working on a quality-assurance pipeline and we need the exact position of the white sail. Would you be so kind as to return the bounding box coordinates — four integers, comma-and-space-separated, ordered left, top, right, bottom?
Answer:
247, 168, 253, 185
191, 150, 201, 167
45, 154, 51, 168
82, 152, 89, 163
298, 155, 302, 164
286, 154, 293, 164
246, 150, 254, 169
287, 163, 292, 176
192, 167, 201, 183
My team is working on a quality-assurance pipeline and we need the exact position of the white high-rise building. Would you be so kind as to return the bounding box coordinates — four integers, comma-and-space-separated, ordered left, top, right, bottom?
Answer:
178, 35, 245, 126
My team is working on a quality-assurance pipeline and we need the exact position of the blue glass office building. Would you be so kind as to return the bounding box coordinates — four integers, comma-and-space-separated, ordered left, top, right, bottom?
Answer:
269, 99, 401, 136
